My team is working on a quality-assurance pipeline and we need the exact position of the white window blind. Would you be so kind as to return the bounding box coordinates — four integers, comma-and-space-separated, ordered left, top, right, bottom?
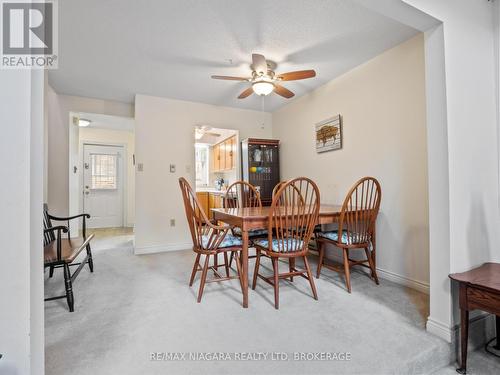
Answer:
90, 153, 117, 189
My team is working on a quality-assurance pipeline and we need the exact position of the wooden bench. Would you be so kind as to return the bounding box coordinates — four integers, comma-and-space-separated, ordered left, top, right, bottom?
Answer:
44, 204, 95, 312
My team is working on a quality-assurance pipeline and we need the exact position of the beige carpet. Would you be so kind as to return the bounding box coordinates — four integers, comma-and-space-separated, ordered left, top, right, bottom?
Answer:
45, 239, 453, 375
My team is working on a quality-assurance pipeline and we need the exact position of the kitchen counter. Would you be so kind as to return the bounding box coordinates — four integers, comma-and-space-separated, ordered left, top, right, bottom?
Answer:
195, 187, 226, 195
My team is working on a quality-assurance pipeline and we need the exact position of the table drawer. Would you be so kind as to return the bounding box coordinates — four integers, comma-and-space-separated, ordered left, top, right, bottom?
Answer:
467, 287, 500, 315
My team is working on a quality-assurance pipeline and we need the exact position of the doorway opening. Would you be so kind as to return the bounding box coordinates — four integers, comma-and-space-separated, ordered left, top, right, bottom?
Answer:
194, 126, 239, 217
68, 112, 135, 250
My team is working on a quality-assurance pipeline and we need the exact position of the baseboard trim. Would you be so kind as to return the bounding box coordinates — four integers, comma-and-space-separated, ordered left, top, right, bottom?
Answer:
427, 317, 453, 342
427, 312, 494, 345
136, 244, 430, 294
376, 267, 430, 294
312, 250, 430, 294
135, 243, 192, 255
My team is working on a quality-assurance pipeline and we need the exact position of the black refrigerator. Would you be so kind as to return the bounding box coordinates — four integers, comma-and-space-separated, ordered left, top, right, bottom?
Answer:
241, 138, 280, 206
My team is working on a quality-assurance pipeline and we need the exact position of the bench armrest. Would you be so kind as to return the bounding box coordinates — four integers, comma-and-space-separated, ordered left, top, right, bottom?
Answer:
44, 225, 69, 234
48, 213, 90, 221
47, 213, 90, 238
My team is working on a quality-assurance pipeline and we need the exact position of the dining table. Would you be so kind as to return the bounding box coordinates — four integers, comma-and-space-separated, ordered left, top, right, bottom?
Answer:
211, 204, 378, 308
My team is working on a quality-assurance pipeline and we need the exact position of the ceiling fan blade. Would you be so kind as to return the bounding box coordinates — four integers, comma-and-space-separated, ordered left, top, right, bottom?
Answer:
274, 84, 295, 99
211, 75, 248, 81
238, 87, 254, 99
277, 70, 316, 81
252, 53, 267, 75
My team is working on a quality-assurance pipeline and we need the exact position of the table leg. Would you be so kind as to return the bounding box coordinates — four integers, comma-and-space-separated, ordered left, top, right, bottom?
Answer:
241, 230, 249, 308
457, 308, 469, 374
371, 225, 377, 279
495, 315, 500, 350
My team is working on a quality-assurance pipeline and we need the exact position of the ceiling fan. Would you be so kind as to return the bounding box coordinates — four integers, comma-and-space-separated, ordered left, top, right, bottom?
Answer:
211, 53, 316, 99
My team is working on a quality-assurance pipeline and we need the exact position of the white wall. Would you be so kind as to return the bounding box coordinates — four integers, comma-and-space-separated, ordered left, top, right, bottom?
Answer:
0, 69, 45, 374
403, 0, 499, 271
421, 23, 453, 342
399, 0, 499, 342
272, 34, 429, 290
79, 127, 136, 226
46, 87, 134, 215
135, 94, 272, 253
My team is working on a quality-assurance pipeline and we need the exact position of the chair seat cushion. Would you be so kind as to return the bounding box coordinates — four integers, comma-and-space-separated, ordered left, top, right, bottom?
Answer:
232, 227, 268, 238
202, 233, 242, 249
253, 238, 305, 252
313, 224, 322, 233
317, 230, 368, 245
44, 234, 94, 264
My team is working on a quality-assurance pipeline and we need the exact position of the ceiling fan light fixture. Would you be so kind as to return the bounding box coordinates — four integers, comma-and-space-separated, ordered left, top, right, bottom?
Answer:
212, 53, 315, 99
194, 129, 204, 140
252, 81, 274, 96
78, 118, 91, 127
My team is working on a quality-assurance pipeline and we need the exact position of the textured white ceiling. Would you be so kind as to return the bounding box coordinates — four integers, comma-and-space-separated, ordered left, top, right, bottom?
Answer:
49, 0, 420, 112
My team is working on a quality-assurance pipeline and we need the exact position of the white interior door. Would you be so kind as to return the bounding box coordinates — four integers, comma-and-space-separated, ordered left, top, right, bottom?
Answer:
83, 144, 124, 228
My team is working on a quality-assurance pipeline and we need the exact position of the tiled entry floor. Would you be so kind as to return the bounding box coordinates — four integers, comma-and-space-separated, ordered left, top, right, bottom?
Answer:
86, 227, 134, 251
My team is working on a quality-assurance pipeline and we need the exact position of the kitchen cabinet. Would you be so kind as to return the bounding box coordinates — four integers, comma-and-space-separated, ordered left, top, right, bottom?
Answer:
213, 143, 221, 172
219, 142, 227, 170
225, 136, 234, 170
196, 192, 209, 216
197, 191, 224, 219
212, 135, 236, 173
208, 192, 223, 219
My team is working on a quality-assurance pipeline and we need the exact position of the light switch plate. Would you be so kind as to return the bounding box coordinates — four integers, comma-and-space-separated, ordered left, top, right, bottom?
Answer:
170, 164, 176, 173
137, 163, 144, 172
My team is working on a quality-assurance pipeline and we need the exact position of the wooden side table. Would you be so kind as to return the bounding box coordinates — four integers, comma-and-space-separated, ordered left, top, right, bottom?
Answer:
449, 262, 500, 374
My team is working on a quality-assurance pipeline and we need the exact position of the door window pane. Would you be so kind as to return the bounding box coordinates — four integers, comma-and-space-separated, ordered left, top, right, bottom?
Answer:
195, 144, 209, 187
90, 153, 117, 189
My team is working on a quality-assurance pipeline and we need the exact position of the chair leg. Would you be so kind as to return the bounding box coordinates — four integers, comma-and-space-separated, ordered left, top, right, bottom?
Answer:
86, 243, 94, 272
189, 253, 201, 287
63, 263, 74, 312
228, 251, 234, 269
342, 248, 352, 293
365, 247, 379, 285
316, 241, 325, 278
213, 252, 218, 276
197, 255, 210, 303
303, 256, 318, 300
289, 258, 295, 282
49, 265, 54, 278
252, 249, 261, 290
223, 252, 230, 277
272, 257, 279, 310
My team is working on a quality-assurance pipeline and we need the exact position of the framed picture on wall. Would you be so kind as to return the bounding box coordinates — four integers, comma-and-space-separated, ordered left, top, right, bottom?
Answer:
315, 114, 342, 153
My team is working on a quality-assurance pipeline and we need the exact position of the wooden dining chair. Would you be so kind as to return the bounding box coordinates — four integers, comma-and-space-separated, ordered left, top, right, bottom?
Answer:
179, 177, 244, 303
252, 177, 320, 309
316, 177, 381, 293
272, 181, 287, 199
225, 181, 262, 210
224, 181, 267, 268
273, 180, 321, 238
